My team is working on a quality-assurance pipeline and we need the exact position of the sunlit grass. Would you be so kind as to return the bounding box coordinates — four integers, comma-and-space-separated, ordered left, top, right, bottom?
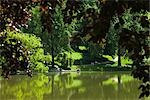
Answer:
102, 55, 113, 61
79, 46, 87, 50
112, 56, 133, 67
64, 51, 83, 60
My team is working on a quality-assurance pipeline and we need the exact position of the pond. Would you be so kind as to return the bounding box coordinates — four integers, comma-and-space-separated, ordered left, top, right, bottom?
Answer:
0, 72, 149, 100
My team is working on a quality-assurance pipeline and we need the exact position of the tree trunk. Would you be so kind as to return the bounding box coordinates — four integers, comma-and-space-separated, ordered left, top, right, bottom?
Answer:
51, 34, 55, 68
69, 52, 72, 67
118, 42, 121, 67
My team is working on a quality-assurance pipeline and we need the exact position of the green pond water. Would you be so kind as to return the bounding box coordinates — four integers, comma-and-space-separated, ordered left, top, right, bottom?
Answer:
0, 72, 149, 100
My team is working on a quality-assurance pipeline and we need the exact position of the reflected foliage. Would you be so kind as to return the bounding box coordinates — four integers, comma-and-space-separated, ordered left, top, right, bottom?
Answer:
0, 74, 51, 100
0, 72, 143, 100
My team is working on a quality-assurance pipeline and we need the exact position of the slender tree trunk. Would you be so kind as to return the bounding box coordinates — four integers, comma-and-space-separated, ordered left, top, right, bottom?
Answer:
51, 34, 55, 68
117, 16, 122, 68
118, 42, 121, 67
69, 52, 72, 67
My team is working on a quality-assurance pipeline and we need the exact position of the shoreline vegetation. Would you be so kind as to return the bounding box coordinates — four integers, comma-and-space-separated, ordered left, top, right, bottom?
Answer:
0, 63, 132, 75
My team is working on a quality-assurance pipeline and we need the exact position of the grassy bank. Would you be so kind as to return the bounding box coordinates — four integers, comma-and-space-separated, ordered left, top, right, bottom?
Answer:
79, 64, 132, 71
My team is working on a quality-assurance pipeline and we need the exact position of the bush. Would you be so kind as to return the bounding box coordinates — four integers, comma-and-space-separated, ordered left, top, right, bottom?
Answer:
0, 30, 50, 75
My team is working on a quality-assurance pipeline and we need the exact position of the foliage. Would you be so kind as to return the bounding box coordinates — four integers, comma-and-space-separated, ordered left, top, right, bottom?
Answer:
104, 17, 119, 56
0, 0, 38, 32
0, 30, 32, 78
6, 30, 42, 49
103, 6, 149, 98
102, 55, 113, 61
0, 30, 50, 76
112, 56, 133, 67
102, 54, 133, 67
23, 2, 84, 69
22, 5, 51, 54
8, 31, 50, 72
50, 2, 84, 54
0, 56, 6, 67
70, 52, 83, 60
39, 0, 85, 68
29, 48, 50, 73
79, 46, 87, 50
22, 6, 43, 37
51, 5, 71, 54
87, 42, 103, 59
114, 9, 150, 98
55, 51, 82, 69
143, 57, 150, 65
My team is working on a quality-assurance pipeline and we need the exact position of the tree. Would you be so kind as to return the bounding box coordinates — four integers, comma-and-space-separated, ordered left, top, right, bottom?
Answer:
40, 0, 83, 69
104, 16, 122, 67
114, 8, 150, 98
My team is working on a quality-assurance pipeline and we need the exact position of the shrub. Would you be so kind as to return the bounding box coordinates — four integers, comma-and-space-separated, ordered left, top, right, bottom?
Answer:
0, 30, 50, 77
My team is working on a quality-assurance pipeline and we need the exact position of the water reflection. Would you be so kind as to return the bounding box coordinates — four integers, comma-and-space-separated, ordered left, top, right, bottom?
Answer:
0, 72, 145, 100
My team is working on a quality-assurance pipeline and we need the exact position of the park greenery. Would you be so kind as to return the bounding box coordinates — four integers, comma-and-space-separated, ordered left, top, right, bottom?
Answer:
0, 0, 149, 99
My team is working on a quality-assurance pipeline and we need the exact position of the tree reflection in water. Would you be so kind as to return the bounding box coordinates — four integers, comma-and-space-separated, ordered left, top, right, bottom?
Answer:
0, 72, 145, 100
